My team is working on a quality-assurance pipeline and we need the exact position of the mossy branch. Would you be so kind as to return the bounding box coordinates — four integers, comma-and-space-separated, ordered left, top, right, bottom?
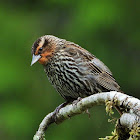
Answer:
33, 91, 140, 140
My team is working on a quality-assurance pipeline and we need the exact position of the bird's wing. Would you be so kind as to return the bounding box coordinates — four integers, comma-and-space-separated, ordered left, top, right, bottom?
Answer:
88, 62, 120, 91
86, 53, 120, 91
65, 44, 120, 91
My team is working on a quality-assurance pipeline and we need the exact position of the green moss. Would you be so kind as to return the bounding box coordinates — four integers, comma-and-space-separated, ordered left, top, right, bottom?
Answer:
99, 129, 118, 140
129, 123, 140, 140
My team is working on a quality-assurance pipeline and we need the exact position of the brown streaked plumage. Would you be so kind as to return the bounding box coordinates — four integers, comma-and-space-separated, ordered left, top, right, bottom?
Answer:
31, 35, 121, 102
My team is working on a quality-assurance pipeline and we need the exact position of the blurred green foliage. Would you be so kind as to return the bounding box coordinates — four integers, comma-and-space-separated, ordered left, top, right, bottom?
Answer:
0, 0, 140, 139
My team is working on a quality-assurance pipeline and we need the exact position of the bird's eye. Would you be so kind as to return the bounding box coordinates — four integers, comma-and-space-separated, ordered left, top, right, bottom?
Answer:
38, 47, 43, 54
39, 47, 43, 51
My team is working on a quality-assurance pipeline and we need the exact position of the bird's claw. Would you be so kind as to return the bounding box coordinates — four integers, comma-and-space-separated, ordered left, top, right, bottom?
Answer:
72, 97, 82, 106
53, 102, 69, 122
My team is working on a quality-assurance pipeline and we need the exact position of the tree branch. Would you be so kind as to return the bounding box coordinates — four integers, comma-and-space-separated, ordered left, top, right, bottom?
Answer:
33, 91, 140, 140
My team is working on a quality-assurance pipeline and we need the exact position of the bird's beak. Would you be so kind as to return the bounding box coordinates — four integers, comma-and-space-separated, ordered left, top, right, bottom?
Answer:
31, 54, 41, 66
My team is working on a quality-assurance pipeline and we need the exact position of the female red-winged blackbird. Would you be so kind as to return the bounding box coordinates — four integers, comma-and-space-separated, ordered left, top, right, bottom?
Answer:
31, 35, 121, 102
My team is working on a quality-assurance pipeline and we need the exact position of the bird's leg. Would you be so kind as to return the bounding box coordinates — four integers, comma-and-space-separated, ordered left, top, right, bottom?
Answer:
55, 102, 68, 114
54, 101, 70, 122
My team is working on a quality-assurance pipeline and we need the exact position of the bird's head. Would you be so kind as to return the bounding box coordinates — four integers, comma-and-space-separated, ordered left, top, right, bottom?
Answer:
31, 35, 66, 66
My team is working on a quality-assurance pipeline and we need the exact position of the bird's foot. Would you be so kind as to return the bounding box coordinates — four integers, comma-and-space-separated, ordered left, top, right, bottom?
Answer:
72, 97, 82, 106
53, 102, 69, 122
72, 97, 90, 118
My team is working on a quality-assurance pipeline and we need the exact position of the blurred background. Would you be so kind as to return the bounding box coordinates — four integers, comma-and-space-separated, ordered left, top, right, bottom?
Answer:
0, 0, 140, 139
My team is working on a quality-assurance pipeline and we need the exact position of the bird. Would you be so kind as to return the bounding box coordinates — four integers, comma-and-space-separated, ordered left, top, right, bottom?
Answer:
31, 35, 121, 107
